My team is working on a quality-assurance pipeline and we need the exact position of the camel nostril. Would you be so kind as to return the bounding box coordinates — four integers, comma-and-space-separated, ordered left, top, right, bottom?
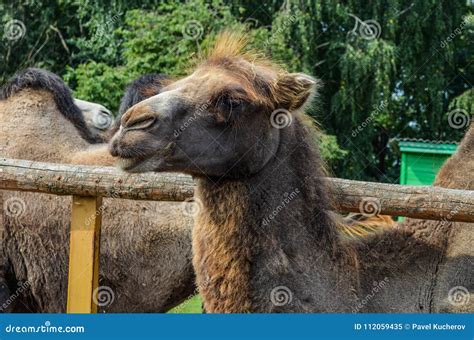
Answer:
109, 140, 121, 157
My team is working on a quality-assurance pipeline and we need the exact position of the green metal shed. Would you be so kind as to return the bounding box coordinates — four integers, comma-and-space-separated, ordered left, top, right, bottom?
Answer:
398, 139, 458, 186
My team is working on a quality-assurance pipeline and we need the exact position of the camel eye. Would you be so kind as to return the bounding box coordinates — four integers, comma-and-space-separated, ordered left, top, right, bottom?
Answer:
229, 98, 242, 107
217, 95, 245, 115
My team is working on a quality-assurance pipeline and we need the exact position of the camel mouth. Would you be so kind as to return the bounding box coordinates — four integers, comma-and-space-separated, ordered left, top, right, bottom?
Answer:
116, 156, 150, 172
114, 141, 176, 173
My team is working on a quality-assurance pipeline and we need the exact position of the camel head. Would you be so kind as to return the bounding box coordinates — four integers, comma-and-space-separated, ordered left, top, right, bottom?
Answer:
111, 32, 319, 177
74, 98, 114, 140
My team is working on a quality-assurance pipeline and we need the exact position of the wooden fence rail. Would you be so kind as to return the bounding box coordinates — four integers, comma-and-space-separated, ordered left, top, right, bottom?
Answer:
1, 157, 474, 222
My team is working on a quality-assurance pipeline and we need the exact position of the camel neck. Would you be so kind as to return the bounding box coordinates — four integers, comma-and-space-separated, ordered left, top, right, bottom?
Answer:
194, 120, 343, 312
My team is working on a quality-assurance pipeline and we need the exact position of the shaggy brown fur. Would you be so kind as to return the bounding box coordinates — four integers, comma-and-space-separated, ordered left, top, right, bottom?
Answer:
353, 123, 474, 313
193, 182, 253, 312
111, 32, 473, 313
395, 122, 474, 313
0, 83, 195, 312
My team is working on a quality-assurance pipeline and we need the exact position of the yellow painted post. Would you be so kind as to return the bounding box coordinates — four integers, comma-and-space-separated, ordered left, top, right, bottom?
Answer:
67, 196, 102, 313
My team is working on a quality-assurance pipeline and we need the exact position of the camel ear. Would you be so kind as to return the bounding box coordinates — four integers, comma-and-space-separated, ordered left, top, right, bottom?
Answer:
275, 73, 319, 112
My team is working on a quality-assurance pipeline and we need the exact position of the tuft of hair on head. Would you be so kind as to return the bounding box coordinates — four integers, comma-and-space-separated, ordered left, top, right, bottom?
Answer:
200, 30, 280, 70
200, 30, 321, 114
207, 30, 249, 62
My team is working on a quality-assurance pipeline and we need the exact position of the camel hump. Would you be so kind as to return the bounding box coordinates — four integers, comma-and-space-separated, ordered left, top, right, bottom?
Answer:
1, 68, 71, 103
339, 213, 396, 239
0, 68, 102, 144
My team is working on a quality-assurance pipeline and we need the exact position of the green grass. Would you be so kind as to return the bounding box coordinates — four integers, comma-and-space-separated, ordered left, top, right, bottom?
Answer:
168, 295, 203, 313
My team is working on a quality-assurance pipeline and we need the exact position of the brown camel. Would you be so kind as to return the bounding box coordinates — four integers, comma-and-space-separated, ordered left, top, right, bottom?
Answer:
0, 68, 195, 312
111, 32, 473, 313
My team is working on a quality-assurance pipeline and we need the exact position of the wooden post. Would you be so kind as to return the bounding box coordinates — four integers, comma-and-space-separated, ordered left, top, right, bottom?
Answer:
66, 196, 102, 313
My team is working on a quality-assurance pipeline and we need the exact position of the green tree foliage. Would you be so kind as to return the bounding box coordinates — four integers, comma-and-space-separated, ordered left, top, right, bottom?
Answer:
64, 0, 247, 110
258, 0, 473, 181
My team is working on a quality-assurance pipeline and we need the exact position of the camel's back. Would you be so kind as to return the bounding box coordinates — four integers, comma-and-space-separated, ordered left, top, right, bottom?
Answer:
430, 122, 474, 312
356, 123, 473, 313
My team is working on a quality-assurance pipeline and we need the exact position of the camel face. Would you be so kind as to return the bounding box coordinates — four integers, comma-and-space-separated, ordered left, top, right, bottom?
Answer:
74, 98, 114, 131
111, 32, 319, 178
